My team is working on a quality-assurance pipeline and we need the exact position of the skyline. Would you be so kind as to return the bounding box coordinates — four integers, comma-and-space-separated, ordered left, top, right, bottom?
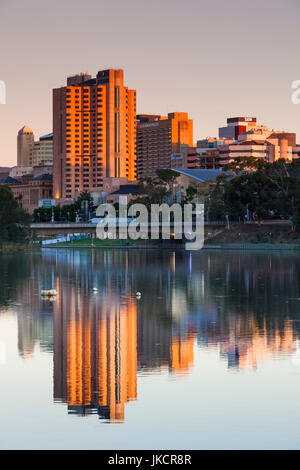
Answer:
0, 0, 300, 166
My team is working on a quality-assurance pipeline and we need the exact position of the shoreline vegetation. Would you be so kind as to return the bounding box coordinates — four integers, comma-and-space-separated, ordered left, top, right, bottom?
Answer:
39, 224, 300, 250
3, 224, 300, 251
2, 224, 300, 251
0, 242, 39, 252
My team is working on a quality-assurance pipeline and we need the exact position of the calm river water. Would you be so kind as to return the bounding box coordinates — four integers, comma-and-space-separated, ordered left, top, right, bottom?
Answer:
0, 248, 300, 449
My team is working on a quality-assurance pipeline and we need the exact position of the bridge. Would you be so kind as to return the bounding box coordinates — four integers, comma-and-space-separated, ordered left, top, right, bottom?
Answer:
31, 223, 99, 236
31, 221, 228, 237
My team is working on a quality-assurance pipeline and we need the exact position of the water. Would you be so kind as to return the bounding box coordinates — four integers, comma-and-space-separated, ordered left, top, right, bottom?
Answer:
0, 248, 300, 450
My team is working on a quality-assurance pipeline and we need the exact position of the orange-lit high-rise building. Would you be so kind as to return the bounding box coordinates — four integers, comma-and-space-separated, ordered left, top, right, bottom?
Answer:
53, 69, 136, 201
136, 113, 193, 178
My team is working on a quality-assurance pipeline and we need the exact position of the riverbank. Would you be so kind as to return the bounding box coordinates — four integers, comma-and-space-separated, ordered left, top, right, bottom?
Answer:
205, 223, 300, 245
0, 242, 39, 252
42, 238, 152, 248
203, 243, 300, 250
36, 224, 300, 250
41, 239, 300, 251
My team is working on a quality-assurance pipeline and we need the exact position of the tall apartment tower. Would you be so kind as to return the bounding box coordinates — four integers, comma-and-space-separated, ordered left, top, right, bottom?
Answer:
136, 113, 193, 178
53, 69, 136, 200
17, 125, 34, 166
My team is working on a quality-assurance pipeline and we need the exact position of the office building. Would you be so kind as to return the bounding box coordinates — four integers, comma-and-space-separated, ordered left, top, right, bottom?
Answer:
31, 133, 53, 166
17, 126, 53, 167
136, 113, 193, 178
0, 173, 53, 213
219, 117, 257, 140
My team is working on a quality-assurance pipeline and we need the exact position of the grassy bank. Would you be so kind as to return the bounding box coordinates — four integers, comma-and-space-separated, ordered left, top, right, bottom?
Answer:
203, 243, 300, 250
0, 242, 39, 252
205, 224, 300, 245
44, 238, 148, 248
36, 224, 300, 250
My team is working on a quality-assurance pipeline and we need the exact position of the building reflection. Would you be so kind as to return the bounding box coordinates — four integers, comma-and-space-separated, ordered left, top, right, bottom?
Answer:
171, 334, 194, 374
9, 249, 300, 421
52, 274, 138, 420
218, 321, 295, 370
16, 276, 54, 359
52, 279, 194, 421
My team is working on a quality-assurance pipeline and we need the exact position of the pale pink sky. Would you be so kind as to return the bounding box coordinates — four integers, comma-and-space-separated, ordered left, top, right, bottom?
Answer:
0, 0, 299, 166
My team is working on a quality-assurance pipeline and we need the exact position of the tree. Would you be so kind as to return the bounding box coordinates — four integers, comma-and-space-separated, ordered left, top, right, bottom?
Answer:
185, 185, 198, 203
134, 177, 169, 207
157, 169, 179, 186
76, 191, 93, 211
219, 157, 300, 223
0, 185, 31, 242
33, 203, 78, 222
33, 207, 52, 222
207, 186, 228, 221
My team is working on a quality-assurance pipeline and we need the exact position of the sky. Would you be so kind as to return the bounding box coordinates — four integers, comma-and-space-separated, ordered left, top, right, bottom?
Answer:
0, 0, 299, 166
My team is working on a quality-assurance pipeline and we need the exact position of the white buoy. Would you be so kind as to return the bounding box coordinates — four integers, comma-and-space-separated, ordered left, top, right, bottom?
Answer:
136, 292, 141, 299
92, 287, 98, 293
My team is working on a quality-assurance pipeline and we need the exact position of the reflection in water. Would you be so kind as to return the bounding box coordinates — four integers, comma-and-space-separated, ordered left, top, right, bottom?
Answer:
219, 320, 295, 370
2, 249, 300, 422
54, 288, 137, 421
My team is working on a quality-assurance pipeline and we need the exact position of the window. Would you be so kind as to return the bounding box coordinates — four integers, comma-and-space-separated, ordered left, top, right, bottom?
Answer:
115, 87, 120, 108
115, 112, 120, 153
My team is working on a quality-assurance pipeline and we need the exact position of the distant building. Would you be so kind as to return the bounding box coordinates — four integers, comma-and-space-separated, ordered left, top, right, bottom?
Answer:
186, 148, 198, 168
238, 127, 296, 162
218, 138, 295, 166
32, 163, 53, 178
293, 145, 300, 159
196, 137, 235, 169
136, 113, 193, 178
219, 140, 272, 165
10, 163, 53, 179
10, 166, 33, 179
53, 69, 137, 203
195, 121, 298, 169
88, 177, 140, 206
31, 133, 53, 166
17, 125, 34, 166
17, 126, 53, 167
219, 117, 257, 140
171, 168, 228, 201
0, 167, 11, 179
0, 173, 53, 213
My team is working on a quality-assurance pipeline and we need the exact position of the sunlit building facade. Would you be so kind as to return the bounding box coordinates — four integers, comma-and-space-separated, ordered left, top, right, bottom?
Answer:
17, 125, 34, 167
53, 69, 136, 202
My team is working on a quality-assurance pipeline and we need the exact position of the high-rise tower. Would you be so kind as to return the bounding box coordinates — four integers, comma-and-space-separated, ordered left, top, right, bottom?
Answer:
17, 125, 34, 167
53, 69, 136, 201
